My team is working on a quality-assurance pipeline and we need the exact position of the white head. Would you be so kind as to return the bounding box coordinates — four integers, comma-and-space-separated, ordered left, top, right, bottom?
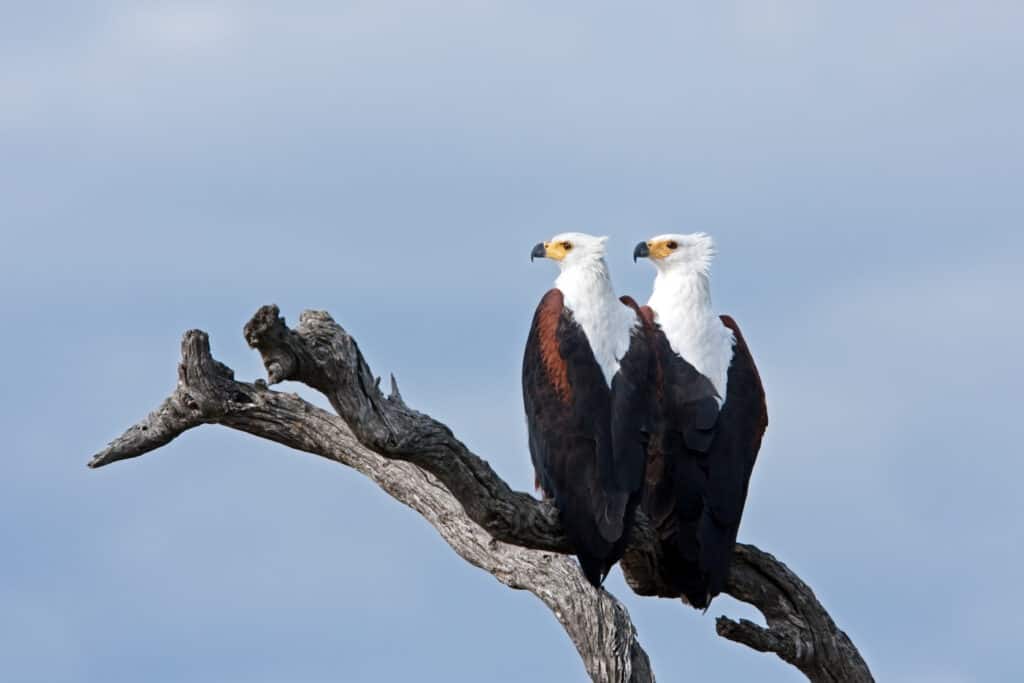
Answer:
531, 232, 609, 271
529, 232, 634, 387
633, 233, 716, 276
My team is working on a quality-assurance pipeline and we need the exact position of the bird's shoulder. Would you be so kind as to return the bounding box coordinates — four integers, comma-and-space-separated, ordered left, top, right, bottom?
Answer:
618, 295, 656, 328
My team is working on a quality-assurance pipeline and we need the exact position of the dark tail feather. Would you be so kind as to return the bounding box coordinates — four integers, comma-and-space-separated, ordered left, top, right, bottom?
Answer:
556, 496, 618, 588
665, 537, 713, 609
577, 553, 608, 588
580, 500, 642, 588
698, 516, 741, 601
661, 515, 740, 609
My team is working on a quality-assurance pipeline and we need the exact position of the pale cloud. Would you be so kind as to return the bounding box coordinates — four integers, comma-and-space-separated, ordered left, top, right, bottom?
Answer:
731, 0, 822, 43
106, 3, 242, 56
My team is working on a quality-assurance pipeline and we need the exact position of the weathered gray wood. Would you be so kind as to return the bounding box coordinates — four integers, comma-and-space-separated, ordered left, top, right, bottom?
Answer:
89, 329, 651, 682
717, 545, 874, 682
89, 305, 873, 683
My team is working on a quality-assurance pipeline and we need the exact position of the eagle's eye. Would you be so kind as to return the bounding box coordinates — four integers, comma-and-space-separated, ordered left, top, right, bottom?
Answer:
562, 241, 573, 250
666, 241, 678, 250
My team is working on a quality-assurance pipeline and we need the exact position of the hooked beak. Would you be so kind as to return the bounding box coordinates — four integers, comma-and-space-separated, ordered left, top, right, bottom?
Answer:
633, 241, 650, 263
531, 242, 547, 262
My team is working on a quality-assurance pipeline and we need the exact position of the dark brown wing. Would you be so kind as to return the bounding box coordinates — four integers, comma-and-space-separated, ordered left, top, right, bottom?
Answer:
522, 289, 623, 586
605, 297, 657, 551
696, 316, 768, 598
637, 308, 720, 604
612, 297, 656, 497
638, 311, 767, 607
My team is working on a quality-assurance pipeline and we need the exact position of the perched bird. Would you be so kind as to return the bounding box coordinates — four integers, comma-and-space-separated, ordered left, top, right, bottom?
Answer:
633, 233, 767, 608
523, 233, 652, 587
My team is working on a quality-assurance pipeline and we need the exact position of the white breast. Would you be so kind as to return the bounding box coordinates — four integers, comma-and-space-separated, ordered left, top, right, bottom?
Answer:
648, 279, 735, 406
566, 298, 636, 388
556, 265, 637, 388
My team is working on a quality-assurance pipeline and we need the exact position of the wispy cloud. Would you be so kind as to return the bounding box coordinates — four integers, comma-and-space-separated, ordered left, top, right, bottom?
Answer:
106, 3, 242, 55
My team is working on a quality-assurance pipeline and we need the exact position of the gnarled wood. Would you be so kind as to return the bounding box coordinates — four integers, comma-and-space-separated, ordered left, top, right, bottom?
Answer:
88, 305, 873, 683
89, 329, 651, 683
717, 545, 873, 682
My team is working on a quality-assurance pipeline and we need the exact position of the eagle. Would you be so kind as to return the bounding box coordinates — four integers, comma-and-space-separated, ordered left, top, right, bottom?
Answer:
523, 233, 652, 587
633, 233, 768, 608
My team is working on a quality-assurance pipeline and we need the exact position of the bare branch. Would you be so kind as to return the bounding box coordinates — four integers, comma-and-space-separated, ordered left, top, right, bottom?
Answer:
718, 545, 874, 682
89, 305, 874, 683
242, 305, 571, 553
89, 328, 652, 683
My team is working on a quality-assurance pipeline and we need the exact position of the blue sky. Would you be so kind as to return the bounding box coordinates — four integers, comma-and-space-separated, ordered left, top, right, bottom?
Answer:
2, 2, 1022, 681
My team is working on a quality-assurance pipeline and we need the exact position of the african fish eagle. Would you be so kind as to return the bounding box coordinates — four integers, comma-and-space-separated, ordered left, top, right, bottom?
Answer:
633, 233, 768, 608
523, 233, 652, 587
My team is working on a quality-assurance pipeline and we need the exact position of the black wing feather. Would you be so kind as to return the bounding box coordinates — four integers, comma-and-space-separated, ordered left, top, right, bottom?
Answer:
523, 290, 650, 586
641, 314, 767, 607
698, 317, 767, 598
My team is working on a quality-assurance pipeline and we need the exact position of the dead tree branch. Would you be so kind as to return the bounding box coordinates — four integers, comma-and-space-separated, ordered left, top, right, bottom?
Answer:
88, 305, 872, 683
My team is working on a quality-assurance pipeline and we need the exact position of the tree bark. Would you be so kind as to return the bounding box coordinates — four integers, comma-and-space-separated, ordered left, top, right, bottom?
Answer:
88, 305, 873, 683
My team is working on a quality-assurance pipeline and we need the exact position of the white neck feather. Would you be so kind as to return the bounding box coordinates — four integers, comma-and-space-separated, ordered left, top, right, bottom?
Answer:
647, 269, 735, 405
556, 258, 636, 387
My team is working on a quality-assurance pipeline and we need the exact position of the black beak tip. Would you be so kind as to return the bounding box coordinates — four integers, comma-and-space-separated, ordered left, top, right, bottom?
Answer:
633, 242, 650, 263
530, 243, 546, 262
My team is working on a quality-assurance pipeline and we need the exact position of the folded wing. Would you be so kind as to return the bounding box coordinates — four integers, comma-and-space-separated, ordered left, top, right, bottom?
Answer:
523, 290, 650, 586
